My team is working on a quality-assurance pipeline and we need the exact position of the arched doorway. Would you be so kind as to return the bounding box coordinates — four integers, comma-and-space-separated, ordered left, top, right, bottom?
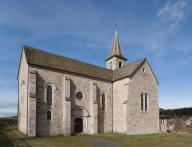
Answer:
74, 118, 83, 134
71, 106, 90, 134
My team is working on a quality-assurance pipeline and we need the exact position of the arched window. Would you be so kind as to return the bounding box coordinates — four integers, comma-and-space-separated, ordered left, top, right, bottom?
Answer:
102, 94, 105, 111
119, 61, 122, 68
141, 93, 144, 111
47, 85, 52, 106
47, 111, 51, 120
141, 93, 149, 111
145, 93, 148, 111
143, 67, 146, 73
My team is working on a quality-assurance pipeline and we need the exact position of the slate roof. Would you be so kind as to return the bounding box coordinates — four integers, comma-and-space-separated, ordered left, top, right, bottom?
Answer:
113, 59, 145, 81
23, 45, 147, 82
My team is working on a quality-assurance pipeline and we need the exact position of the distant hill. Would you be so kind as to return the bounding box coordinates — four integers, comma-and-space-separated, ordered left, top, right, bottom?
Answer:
160, 107, 192, 117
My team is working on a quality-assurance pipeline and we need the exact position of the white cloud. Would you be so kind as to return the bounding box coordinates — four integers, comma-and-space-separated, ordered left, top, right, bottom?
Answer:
0, 107, 17, 117
157, 0, 186, 28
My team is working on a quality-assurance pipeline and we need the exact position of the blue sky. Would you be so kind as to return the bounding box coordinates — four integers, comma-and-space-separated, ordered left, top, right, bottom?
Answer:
0, 0, 192, 117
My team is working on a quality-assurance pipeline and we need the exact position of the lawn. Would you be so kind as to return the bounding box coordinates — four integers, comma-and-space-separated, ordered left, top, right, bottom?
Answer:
0, 117, 192, 147
0, 117, 90, 147
95, 133, 192, 147
0, 127, 13, 147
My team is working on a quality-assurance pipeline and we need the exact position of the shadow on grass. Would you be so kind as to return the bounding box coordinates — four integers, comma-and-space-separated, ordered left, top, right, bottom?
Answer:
0, 123, 14, 147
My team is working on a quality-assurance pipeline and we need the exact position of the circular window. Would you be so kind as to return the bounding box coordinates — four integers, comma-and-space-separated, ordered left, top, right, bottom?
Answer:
76, 91, 83, 100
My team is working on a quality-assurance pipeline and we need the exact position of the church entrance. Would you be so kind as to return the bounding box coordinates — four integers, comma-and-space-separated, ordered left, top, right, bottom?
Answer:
72, 107, 89, 134
74, 118, 83, 134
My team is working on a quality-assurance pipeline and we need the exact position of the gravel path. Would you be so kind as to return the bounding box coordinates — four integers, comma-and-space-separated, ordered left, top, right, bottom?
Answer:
86, 137, 122, 147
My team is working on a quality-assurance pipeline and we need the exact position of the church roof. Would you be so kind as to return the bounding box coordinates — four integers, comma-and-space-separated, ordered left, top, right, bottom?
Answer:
113, 59, 145, 81
23, 45, 146, 82
106, 31, 127, 61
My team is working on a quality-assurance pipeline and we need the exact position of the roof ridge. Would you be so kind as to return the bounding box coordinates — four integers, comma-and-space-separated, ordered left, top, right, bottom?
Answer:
23, 45, 113, 72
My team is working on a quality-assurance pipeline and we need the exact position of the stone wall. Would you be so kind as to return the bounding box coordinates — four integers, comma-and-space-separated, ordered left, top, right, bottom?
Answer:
113, 78, 130, 133
34, 66, 113, 136
127, 61, 159, 134
27, 68, 37, 136
35, 67, 65, 136
159, 118, 168, 132
166, 116, 192, 133
18, 50, 28, 134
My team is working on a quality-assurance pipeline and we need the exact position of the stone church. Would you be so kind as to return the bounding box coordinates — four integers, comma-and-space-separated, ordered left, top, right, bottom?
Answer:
17, 31, 159, 136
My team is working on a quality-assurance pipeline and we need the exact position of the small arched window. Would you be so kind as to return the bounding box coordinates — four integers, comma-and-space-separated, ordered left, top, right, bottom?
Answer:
47, 111, 51, 120
47, 85, 52, 106
143, 67, 146, 72
102, 94, 105, 111
119, 61, 122, 68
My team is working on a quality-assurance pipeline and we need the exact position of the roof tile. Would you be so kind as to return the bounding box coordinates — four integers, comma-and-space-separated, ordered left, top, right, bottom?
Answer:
23, 45, 145, 82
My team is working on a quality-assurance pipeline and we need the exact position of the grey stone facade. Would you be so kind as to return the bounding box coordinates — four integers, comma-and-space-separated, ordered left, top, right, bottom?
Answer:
18, 31, 159, 136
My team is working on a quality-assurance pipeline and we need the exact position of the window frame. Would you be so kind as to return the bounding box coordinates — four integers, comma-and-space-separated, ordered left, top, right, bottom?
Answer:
44, 83, 56, 108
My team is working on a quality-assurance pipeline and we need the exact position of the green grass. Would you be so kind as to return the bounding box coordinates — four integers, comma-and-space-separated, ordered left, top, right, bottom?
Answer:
1, 127, 91, 147
94, 133, 192, 147
0, 117, 192, 147
24, 135, 91, 147
0, 118, 15, 147
0, 118, 91, 147
0, 129, 13, 147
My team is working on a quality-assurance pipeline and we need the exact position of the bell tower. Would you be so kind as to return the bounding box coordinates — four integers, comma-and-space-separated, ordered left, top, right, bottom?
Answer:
106, 31, 127, 70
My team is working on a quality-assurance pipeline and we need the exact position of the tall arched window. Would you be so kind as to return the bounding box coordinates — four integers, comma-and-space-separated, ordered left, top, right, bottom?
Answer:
145, 93, 148, 111
47, 111, 51, 120
47, 85, 52, 106
141, 93, 144, 111
102, 94, 105, 111
141, 93, 149, 112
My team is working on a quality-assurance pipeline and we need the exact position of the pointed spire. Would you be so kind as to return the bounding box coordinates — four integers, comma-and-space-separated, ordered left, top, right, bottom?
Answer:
106, 30, 127, 61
